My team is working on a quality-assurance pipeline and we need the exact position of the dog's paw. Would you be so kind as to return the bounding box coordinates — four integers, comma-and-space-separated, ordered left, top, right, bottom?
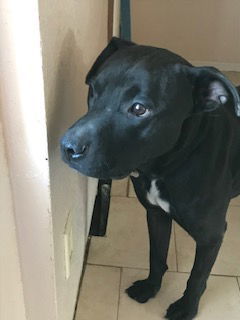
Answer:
125, 279, 160, 303
165, 297, 198, 320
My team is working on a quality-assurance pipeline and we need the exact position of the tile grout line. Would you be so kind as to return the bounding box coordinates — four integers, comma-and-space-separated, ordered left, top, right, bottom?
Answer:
173, 223, 179, 272
111, 194, 137, 199
87, 262, 240, 278
116, 267, 123, 320
126, 177, 131, 197
237, 277, 240, 292
87, 262, 122, 270
87, 262, 150, 271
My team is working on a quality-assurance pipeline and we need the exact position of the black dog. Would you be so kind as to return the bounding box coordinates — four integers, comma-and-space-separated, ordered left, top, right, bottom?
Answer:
61, 37, 240, 319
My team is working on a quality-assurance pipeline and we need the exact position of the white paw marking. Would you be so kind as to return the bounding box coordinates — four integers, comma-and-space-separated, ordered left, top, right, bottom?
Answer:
146, 179, 170, 213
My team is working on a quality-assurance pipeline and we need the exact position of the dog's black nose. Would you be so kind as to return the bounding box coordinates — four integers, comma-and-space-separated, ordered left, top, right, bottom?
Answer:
62, 141, 89, 161
66, 143, 88, 158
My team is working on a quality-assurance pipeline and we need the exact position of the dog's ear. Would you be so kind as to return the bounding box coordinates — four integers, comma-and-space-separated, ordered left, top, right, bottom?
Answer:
182, 65, 240, 117
86, 37, 135, 84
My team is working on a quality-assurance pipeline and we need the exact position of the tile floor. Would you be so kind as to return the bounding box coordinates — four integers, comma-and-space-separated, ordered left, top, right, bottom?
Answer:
75, 195, 240, 320
75, 71, 240, 319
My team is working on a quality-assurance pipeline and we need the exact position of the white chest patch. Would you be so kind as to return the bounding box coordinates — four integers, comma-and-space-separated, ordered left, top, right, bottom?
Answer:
146, 179, 170, 213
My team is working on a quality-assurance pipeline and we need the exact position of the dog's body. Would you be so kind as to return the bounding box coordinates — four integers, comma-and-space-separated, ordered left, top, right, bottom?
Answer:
61, 38, 240, 319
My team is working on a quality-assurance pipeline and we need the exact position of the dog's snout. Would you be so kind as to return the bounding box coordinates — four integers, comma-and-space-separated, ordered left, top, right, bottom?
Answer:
61, 138, 89, 162
66, 143, 88, 159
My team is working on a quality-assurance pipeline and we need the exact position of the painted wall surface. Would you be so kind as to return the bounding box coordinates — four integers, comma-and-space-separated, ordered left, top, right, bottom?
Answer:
0, 1, 57, 319
1, 0, 111, 318
131, 0, 240, 64
0, 118, 26, 320
38, 1, 108, 319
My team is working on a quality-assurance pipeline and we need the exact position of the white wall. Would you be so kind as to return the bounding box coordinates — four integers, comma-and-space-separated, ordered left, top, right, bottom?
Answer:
0, 1, 57, 319
131, 0, 240, 68
0, 117, 26, 320
38, 1, 108, 319
0, 0, 110, 319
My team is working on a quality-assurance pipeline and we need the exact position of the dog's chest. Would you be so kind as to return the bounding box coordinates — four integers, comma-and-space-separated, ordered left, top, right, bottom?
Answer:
146, 179, 170, 213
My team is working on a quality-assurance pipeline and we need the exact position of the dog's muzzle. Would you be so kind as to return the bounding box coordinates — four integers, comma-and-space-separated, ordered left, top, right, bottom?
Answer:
60, 112, 137, 179
60, 132, 90, 164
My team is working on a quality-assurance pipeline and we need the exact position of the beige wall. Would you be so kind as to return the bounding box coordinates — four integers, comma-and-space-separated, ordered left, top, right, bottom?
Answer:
1, 0, 111, 319
131, 0, 240, 66
0, 1, 57, 319
38, 1, 108, 319
0, 117, 26, 320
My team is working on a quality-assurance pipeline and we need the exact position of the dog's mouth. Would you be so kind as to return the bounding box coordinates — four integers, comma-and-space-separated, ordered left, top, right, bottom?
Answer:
76, 165, 130, 180
62, 152, 132, 180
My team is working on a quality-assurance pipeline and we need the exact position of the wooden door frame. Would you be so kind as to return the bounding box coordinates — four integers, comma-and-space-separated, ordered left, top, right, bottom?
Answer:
108, 0, 114, 40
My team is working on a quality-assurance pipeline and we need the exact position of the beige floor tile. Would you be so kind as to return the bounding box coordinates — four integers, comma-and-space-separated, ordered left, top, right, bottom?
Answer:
118, 268, 240, 320
230, 195, 240, 206
128, 179, 136, 197
111, 178, 129, 197
88, 197, 177, 271
75, 265, 120, 320
175, 206, 240, 275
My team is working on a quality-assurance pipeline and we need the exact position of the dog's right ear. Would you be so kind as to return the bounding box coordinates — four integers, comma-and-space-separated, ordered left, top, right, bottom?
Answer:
86, 37, 135, 84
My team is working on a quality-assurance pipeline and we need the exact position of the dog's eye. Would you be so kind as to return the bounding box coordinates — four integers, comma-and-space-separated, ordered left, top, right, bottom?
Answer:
129, 103, 148, 116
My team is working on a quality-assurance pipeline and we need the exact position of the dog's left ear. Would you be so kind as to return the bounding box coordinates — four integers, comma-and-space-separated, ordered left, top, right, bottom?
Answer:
86, 37, 135, 84
182, 65, 240, 117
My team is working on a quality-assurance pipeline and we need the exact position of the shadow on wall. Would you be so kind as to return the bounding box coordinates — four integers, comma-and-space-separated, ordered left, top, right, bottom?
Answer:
45, 27, 89, 230
47, 29, 88, 152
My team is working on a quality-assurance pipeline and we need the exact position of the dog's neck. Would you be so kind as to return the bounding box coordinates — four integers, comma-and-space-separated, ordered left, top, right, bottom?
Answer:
137, 113, 211, 178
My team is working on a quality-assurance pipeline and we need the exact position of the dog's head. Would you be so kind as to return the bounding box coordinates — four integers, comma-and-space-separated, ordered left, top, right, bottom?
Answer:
61, 37, 240, 179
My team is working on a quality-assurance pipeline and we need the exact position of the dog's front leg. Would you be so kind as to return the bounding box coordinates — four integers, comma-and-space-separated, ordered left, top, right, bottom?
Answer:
126, 209, 172, 303
166, 236, 223, 320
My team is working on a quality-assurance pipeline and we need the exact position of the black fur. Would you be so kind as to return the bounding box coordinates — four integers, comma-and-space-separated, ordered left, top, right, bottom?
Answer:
61, 38, 240, 320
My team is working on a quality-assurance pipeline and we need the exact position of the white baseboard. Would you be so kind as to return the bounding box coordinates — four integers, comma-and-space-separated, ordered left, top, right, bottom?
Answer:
190, 60, 240, 72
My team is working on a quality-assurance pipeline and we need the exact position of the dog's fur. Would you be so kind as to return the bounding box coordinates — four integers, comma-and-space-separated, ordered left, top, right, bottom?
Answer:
61, 38, 240, 319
